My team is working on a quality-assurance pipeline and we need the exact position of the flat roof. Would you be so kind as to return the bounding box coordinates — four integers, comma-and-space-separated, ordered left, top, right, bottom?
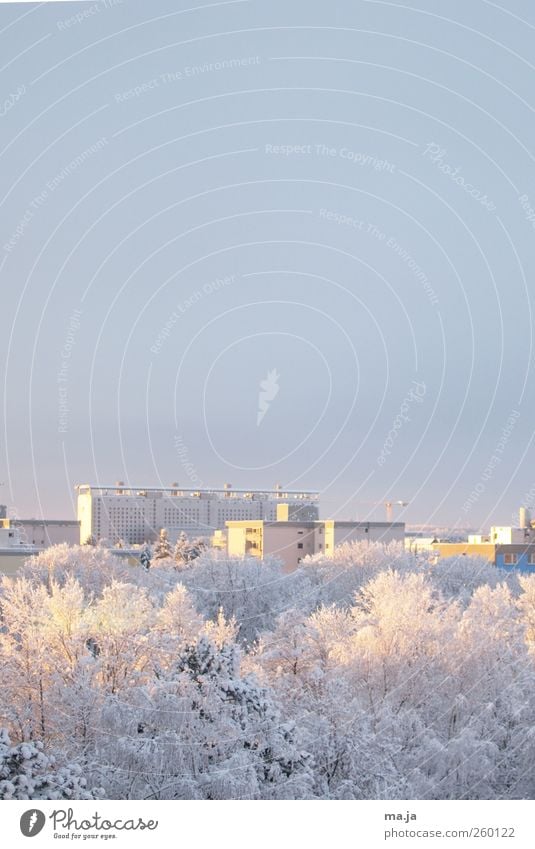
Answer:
0, 547, 42, 554
434, 541, 535, 553
226, 520, 405, 528
322, 521, 405, 528
76, 485, 319, 493
76, 484, 319, 496
17, 519, 80, 525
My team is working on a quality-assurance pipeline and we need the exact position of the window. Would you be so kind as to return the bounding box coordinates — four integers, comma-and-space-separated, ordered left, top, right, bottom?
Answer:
297, 530, 304, 535
529, 553, 535, 565
297, 543, 303, 549
504, 553, 517, 565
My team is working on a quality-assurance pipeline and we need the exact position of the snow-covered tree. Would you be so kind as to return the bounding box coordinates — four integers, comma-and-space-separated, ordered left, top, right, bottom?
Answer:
1, 538, 534, 800
176, 552, 310, 643
0, 577, 53, 741
139, 544, 152, 572
0, 729, 99, 800
428, 554, 518, 605
517, 574, 535, 650
173, 532, 206, 568
20, 544, 133, 598
202, 606, 239, 648
153, 529, 172, 560
97, 637, 312, 800
87, 582, 155, 694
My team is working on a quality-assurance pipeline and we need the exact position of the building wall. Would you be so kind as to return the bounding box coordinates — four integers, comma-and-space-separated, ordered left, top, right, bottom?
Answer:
0, 526, 20, 546
18, 520, 80, 547
0, 552, 29, 575
227, 525, 252, 559
489, 526, 528, 545
1, 519, 79, 547
263, 524, 316, 572
77, 488, 93, 544
276, 503, 320, 522
496, 548, 535, 573
77, 485, 319, 545
432, 543, 497, 562
433, 541, 535, 573
405, 536, 439, 553
325, 522, 404, 552
496, 551, 535, 574
226, 520, 405, 572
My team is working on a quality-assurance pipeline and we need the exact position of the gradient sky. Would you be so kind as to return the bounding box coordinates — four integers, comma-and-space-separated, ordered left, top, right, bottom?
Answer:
1, 0, 535, 530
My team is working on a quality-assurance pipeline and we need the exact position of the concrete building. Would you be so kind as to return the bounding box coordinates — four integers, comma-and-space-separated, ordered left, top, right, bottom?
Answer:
0, 518, 79, 547
17, 518, 80, 546
0, 523, 41, 576
0, 524, 23, 548
405, 534, 438, 554
0, 552, 34, 576
496, 546, 535, 572
432, 510, 535, 574
432, 539, 535, 574
488, 525, 535, 544
227, 510, 405, 572
0, 517, 80, 576
76, 483, 319, 545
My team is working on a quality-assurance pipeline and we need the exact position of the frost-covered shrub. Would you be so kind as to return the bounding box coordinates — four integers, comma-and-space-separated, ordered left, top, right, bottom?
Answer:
0, 730, 99, 800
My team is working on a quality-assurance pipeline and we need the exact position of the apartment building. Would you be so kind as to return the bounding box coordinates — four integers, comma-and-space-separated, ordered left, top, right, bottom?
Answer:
227, 510, 405, 572
76, 483, 319, 545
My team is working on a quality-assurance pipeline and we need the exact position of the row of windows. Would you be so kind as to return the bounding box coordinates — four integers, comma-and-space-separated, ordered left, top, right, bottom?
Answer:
216, 511, 260, 518
503, 553, 535, 565
163, 506, 203, 512
107, 511, 150, 518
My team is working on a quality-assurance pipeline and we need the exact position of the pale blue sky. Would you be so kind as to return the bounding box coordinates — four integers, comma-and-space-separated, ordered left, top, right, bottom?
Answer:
1, 0, 535, 529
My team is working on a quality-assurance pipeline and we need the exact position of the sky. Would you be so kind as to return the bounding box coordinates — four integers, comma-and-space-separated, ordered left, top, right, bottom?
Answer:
1, 0, 535, 530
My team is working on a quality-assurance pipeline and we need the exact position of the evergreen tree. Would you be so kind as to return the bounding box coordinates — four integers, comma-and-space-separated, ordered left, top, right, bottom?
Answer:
153, 529, 172, 560
139, 544, 151, 572
0, 729, 98, 800
172, 531, 189, 566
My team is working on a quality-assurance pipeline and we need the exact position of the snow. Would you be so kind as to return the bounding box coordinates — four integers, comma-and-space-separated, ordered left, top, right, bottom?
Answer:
0, 541, 533, 799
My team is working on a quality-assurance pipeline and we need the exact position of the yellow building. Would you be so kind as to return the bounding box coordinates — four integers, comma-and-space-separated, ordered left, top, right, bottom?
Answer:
227, 509, 405, 573
431, 542, 496, 562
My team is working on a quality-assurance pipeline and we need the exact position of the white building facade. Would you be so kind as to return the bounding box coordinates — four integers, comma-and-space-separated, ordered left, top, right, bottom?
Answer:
76, 483, 319, 545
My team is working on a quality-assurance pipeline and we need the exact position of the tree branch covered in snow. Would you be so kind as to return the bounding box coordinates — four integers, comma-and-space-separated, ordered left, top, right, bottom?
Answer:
0, 542, 533, 799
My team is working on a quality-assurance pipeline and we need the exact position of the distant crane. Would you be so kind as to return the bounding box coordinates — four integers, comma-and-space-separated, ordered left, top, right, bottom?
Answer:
356, 499, 409, 522
384, 500, 409, 522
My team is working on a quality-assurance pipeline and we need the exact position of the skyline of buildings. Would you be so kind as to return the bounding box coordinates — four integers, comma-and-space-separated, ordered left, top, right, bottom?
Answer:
3, 483, 535, 575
